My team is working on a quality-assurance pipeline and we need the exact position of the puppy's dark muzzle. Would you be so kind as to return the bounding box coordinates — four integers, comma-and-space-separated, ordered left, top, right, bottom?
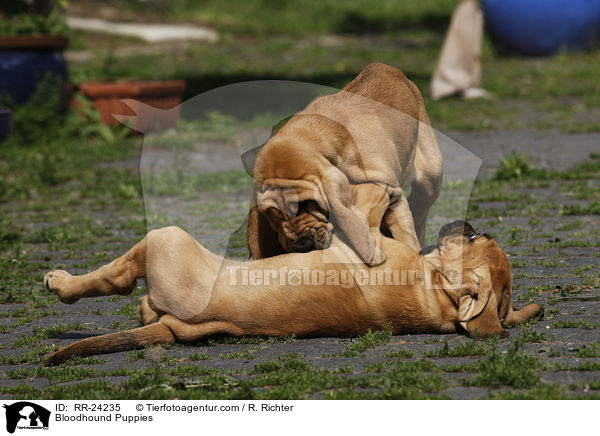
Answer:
294, 238, 316, 252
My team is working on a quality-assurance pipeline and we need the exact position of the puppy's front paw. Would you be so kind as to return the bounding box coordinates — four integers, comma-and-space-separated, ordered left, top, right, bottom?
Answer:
44, 270, 79, 304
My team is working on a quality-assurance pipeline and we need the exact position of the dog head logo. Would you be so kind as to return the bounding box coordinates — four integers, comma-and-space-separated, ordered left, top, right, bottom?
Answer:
3, 402, 50, 434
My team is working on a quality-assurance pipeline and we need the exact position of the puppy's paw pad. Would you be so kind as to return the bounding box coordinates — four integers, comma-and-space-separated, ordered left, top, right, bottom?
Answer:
44, 270, 77, 303
44, 270, 71, 288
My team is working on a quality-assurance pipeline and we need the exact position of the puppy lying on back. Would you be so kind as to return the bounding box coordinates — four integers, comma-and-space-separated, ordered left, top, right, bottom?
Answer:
42, 219, 543, 365
248, 62, 443, 266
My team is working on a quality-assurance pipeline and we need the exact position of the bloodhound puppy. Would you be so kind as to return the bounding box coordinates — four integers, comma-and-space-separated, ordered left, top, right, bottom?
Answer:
248, 62, 442, 265
43, 216, 542, 365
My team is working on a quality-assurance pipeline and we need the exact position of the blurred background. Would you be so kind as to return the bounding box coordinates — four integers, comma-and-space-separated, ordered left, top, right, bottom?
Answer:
1, 0, 599, 215
1, 0, 599, 249
2, 0, 599, 130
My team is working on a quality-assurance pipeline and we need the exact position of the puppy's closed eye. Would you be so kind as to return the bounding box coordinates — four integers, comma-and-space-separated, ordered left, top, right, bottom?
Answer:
299, 200, 328, 220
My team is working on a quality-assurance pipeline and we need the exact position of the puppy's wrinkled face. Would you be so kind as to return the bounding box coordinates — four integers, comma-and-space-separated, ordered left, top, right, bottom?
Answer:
266, 200, 333, 253
256, 184, 333, 253
456, 233, 512, 319
425, 220, 542, 337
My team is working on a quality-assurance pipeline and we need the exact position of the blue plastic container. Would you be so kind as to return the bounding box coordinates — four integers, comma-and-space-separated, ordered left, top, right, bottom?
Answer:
0, 108, 12, 142
0, 49, 68, 103
482, 0, 600, 55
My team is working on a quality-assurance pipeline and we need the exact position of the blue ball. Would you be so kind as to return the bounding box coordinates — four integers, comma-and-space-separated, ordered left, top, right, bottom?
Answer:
482, 0, 600, 55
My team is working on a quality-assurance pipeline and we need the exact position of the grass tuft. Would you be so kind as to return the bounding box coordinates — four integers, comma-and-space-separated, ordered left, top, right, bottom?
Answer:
340, 325, 393, 357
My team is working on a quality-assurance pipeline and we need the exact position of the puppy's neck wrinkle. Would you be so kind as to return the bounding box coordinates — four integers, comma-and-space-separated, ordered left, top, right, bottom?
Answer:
419, 256, 460, 333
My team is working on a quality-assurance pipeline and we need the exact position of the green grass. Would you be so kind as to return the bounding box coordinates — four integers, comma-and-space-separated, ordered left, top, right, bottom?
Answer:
189, 352, 211, 361
10, 323, 89, 348
536, 257, 564, 268
143, 169, 252, 197
510, 259, 528, 268
550, 320, 600, 330
119, 0, 458, 37
27, 220, 111, 251
575, 342, 600, 358
3, 150, 594, 400
514, 327, 551, 345
423, 340, 487, 358
6, 366, 107, 384
218, 349, 257, 360
127, 350, 147, 363
489, 383, 565, 399
385, 349, 415, 359
494, 151, 546, 181
3, 356, 451, 400
147, 113, 280, 145
585, 380, 600, 390
0, 309, 59, 333
561, 202, 600, 216
338, 325, 392, 357
569, 362, 600, 372
464, 344, 543, 389
0, 346, 55, 365
111, 302, 138, 320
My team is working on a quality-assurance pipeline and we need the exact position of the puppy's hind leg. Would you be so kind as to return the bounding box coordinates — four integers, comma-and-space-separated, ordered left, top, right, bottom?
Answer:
43, 314, 244, 366
382, 190, 421, 253
404, 79, 443, 246
159, 314, 244, 342
408, 122, 442, 246
45, 236, 148, 304
409, 174, 441, 246
137, 295, 164, 326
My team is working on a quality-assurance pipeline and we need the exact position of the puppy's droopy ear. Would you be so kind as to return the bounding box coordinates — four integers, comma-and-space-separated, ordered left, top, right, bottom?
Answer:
247, 187, 286, 259
321, 167, 383, 266
458, 266, 508, 339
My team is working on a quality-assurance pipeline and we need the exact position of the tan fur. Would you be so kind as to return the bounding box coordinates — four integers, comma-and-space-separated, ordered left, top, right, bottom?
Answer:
248, 63, 442, 265
43, 213, 541, 366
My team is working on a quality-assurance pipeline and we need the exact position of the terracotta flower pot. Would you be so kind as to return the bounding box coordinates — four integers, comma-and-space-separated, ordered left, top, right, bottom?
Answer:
77, 80, 186, 132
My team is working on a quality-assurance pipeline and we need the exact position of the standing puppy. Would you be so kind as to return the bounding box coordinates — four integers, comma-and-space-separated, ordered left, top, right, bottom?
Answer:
248, 63, 442, 265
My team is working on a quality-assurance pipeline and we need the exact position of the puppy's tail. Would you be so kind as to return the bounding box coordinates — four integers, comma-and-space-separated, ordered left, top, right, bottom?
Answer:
43, 323, 175, 366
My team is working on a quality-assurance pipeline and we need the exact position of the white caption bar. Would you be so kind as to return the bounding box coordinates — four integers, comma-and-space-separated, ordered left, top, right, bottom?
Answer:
0, 400, 595, 436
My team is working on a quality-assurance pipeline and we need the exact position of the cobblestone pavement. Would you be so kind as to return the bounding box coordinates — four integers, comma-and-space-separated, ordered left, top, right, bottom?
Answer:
1, 128, 598, 399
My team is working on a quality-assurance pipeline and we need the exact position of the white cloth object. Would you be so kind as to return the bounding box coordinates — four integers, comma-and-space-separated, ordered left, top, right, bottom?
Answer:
431, 0, 486, 100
